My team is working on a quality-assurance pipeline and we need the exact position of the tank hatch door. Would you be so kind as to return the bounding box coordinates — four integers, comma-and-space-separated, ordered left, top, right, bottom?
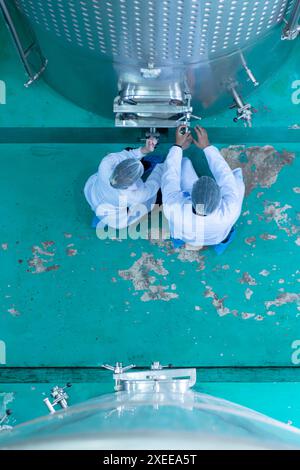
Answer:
114, 81, 201, 128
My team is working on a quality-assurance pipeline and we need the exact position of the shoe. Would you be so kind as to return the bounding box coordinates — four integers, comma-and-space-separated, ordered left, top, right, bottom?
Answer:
214, 227, 236, 255
91, 215, 101, 228
170, 237, 185, 249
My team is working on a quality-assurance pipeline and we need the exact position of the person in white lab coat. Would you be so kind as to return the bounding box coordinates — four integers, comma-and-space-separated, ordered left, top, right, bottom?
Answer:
162, 126, 245, 251
84, 137, 163, 229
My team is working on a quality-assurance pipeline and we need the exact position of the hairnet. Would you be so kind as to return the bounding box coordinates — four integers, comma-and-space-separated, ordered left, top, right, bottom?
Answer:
191, 176, 221, 216
110, 159, 144, 189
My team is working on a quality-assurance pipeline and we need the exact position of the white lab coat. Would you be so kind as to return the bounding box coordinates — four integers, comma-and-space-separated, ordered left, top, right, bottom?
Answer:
162, 145, 245, 246
84, 148, 163, 229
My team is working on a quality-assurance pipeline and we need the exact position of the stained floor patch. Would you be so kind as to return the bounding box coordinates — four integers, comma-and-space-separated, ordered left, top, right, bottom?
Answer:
7, 308, 20, 317
265, 293, 300, 311
27, 244, 60, 274
221, 146, 294, 196
262, 201, 299, 239
118, 252, 178, 302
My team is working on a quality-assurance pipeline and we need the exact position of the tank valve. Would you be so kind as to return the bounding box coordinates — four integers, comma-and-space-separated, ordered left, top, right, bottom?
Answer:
230, 86, 253, 127
145, 128, 160, 140
176, 94, 202, 129
138, 128, 160, 148
232, 104, 253, 127
43, 383, 72, 414
0, 409, 12, 426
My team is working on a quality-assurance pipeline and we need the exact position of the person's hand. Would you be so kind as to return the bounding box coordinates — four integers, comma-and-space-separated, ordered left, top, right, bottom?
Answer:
181, 132, 193, 150
141, 136, 158, 154
192, 126, 210, 149
175, 125, 192, 148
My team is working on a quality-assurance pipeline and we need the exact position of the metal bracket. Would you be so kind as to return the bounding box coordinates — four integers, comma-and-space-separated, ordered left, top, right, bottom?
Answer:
103, 361, 197, 393
150, 361, 169, 370
140, 63, 162, 79
0, 0, 48, 87
114, 91, 201, 129
43, 383, 72, 414
281, 0, 300, 40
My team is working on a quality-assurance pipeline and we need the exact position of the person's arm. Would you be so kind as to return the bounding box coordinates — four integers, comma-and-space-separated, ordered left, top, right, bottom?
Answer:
132, 163, 164, 203
192, 126, 241, 210
162, 126, 193, 205
125, 164, 164, 221
204, 145, 240, 205
125, 136, 158, 160
125, 147, 144, 160
161, 146, 183, 204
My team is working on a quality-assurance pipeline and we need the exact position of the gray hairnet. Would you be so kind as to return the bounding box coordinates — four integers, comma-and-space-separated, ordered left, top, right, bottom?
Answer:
110, 158, 144, 189
191, 176, 221, 216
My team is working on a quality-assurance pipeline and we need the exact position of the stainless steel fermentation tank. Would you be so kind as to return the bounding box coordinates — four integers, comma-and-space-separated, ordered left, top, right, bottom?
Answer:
2, 363, 300, 449
2, 0, 300, 126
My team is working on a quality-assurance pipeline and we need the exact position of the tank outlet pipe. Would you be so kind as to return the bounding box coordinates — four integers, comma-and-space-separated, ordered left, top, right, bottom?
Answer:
240, 52, 259, 86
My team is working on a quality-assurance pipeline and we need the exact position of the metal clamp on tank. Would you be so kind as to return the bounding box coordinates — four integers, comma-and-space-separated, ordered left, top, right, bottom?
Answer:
43, 383, 72, 414
102, 361, 197, 394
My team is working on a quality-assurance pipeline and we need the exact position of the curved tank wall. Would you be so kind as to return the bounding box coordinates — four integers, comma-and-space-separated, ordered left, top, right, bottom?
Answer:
11, 0, 298, 121
1, 390, 300, 449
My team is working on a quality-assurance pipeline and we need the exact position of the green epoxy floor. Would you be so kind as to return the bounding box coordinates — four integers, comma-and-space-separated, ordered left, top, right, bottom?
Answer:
0, 142, 299, 368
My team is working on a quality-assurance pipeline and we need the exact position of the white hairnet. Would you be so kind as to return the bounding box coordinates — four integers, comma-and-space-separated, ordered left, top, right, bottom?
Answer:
110, 159, 144, 189
191, 176, 221, 216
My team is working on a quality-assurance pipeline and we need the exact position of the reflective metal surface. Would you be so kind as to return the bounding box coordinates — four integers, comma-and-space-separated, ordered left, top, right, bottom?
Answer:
102, 362, 197, 393
5, 0, 298, 124
1, 363, 300, 449
13, 0, 296, 62
1, 390, 300, 449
